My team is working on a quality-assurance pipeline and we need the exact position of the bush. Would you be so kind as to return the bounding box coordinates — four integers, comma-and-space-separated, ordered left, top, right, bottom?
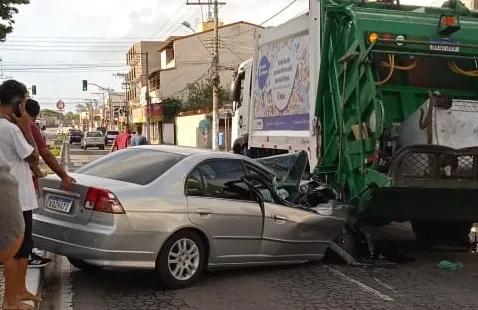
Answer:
50, 146, 61, 157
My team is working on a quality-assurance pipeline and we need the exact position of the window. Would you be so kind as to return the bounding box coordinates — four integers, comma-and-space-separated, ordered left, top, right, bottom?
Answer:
197, 159, 252, 201
87, 132, 103, 137
76, 149, 185, 185
186, 169, 204, 197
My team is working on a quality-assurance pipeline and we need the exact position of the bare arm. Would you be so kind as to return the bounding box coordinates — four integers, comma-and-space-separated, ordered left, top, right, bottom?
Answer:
110, 137, 118, 153
39, 147, 68, 179
19, 125, 40, 165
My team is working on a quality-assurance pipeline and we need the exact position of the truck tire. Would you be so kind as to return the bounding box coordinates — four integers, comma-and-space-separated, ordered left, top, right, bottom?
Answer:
411, 221, 472, 246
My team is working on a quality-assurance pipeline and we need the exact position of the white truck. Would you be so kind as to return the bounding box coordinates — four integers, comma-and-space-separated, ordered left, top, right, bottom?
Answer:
230, 6, 321, 169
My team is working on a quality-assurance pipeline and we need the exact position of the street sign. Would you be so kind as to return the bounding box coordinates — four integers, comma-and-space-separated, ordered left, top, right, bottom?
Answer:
56, 100, 65, 110
199, 119, 210, 136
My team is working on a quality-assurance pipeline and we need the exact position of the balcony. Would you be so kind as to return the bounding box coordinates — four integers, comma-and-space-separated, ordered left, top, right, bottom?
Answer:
126, 47, 141, 66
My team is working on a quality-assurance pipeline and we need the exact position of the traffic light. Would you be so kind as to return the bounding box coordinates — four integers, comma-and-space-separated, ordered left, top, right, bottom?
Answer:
82, 80, 88, 91
31, 85, 36, 95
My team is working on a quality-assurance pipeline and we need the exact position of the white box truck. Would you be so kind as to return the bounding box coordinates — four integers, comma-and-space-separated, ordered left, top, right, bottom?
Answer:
230, 6, 321, 169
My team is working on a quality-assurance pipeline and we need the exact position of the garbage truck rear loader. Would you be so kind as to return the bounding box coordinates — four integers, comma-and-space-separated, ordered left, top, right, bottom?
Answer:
315, 0, 478, 248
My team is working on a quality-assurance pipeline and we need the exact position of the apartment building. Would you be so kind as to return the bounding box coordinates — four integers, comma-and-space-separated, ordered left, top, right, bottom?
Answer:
125, 41, 163, 109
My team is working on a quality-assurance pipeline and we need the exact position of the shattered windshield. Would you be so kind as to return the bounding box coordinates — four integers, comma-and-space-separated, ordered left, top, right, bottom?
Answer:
256, 151, 310, 189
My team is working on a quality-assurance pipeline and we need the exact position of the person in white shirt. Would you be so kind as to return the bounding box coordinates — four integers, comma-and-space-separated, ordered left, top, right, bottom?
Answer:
0, 80, 40, 310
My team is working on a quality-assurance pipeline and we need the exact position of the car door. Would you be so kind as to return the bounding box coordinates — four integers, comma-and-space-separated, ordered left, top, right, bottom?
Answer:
186, 159, 264, 265
244, 163, 337, 262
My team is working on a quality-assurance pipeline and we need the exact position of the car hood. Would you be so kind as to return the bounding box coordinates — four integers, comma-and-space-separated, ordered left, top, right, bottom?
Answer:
255, 151, 309, 190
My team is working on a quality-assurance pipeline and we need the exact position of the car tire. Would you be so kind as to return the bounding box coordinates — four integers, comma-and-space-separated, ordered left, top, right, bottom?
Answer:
100, 146, 105, 150
67, 257, 103, 273
156, 230, 206, 289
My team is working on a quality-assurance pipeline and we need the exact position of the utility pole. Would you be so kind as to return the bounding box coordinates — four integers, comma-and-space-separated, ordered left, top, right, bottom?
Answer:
145, 51, 151, 141
186, 0, 225, 150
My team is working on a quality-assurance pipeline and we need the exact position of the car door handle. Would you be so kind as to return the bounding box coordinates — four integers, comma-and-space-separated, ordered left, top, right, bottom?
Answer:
272, 214, 287, 221
196, 208, 211, 215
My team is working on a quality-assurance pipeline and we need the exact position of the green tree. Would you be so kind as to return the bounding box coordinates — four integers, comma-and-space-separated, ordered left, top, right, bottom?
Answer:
0, 0, 29, 41
162, 98, 183, 121
65, 112, 80, 120
183, 81, 229, 112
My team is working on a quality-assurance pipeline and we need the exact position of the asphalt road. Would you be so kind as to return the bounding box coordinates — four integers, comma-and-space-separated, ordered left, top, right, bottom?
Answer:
39, 144, 478, 310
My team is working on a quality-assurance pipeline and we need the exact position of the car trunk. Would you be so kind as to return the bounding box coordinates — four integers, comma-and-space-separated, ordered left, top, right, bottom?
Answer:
37, 173, 135, 225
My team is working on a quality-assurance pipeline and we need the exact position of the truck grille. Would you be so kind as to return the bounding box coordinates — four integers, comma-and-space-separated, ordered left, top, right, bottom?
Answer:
389, 145, 478, 181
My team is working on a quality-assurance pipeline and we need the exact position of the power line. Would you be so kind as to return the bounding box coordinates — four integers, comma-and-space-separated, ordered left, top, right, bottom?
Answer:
223, 0, 300, 39
149, 3, 187, 39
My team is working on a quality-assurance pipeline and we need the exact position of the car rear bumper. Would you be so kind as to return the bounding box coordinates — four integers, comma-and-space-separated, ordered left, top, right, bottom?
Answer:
32, 214, 160, 269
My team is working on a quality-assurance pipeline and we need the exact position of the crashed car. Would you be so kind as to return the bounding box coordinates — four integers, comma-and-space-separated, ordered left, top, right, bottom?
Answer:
33, 145, 348, 289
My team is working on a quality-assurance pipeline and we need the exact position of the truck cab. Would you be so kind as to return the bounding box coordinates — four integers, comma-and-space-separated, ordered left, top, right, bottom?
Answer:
230, 59, 253, 155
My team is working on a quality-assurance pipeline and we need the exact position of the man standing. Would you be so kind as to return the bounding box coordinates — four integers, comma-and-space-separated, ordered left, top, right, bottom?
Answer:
25, 98, 76, 268
130, 125, 149, 146
0, 80, 42, 308
110, 124, 132, 152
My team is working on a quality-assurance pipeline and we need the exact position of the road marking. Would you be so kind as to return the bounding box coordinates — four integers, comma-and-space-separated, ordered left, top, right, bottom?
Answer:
373, 277, 398, 293
324, 266, 395, 301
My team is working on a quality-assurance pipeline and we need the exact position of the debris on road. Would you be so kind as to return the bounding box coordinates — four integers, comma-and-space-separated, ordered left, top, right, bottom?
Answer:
437, 260, 464, 271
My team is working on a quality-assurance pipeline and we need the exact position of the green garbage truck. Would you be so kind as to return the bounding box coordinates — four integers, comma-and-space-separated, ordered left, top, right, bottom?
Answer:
231, 0, 478, 251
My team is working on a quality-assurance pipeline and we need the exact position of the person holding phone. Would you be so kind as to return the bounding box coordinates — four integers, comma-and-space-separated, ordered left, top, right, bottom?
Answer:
0, 80, 41, 309
24, 98, 76, 268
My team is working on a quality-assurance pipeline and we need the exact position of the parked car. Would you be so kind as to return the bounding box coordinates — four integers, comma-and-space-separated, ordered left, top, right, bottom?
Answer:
104, 130, 119, 145
81, 131, 105, 150
68, 130, 83, 144
33, 146, 348, 289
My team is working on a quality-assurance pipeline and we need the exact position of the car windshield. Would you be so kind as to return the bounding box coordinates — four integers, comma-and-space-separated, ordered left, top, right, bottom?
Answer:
70, 131, 82, 135
256, 151, 310, 189
76, 149, 186, 185
107, 131, 119, 135
87, 132, 103, 137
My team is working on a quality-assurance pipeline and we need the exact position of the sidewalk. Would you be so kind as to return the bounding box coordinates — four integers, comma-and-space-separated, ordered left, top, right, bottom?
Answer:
0, 266, 43, 308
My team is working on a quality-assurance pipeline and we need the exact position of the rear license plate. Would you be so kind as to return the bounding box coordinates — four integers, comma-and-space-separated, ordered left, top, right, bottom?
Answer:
46, 196, 73, 213
429, 39, 459, 52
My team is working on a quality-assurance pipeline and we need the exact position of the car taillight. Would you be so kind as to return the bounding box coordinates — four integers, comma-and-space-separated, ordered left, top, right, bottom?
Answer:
84, 187, 125, 214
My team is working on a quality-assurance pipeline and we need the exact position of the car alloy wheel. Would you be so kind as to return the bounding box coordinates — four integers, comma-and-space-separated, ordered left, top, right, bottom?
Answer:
156, 230, 206, 289
168, 238, 200, 281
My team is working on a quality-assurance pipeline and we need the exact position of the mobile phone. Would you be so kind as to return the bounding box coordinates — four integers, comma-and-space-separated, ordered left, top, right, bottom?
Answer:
12, 100, 22, 118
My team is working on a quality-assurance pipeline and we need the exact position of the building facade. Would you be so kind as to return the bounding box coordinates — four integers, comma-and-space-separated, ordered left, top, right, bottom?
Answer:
104, 92, 126, 131
154, 21, 261, 101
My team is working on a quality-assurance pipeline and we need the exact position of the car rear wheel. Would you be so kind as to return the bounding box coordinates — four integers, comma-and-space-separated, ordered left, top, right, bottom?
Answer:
67, 257, 103, 273
156, 230, 206, 289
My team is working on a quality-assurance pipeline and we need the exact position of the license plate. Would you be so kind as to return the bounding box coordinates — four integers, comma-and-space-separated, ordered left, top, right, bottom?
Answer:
46, 196, 73, 213
429, 39, 459, 52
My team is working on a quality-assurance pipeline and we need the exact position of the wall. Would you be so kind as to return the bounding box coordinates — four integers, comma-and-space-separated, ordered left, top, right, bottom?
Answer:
175, 114, 209, 148
159, 22, 260, 99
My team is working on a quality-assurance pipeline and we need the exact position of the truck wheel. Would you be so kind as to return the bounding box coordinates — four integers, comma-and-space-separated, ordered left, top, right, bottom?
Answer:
411, 221, 472, 246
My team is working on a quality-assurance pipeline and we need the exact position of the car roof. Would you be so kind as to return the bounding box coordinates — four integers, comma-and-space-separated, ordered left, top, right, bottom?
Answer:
130, 145, 275, 174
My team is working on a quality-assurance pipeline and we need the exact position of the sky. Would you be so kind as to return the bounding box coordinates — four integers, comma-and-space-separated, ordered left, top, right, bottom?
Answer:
0, 0, 441, 112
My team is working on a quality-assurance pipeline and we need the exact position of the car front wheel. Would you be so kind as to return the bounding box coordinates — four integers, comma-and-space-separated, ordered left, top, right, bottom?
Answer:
156, 230, 206, 289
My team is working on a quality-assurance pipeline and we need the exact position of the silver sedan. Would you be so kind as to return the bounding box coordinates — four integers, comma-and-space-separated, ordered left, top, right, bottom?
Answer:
33, 145, 347, 289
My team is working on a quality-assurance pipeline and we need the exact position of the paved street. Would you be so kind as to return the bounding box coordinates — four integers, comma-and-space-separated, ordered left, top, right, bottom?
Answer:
68, 142, 109, 171
34, 143, 478, 310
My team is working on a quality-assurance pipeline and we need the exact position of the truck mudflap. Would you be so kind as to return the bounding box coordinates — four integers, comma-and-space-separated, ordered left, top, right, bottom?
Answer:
359, 144, 478, 222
